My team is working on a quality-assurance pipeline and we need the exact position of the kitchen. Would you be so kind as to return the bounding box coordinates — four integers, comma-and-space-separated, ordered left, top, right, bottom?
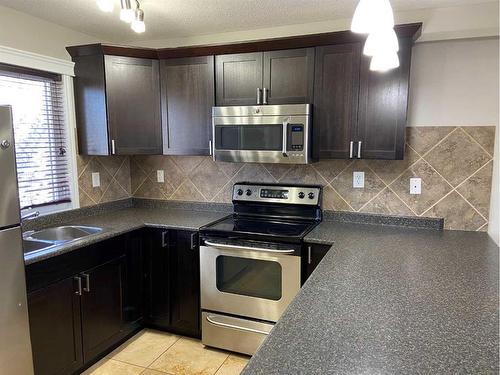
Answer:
0, 0, 498, 374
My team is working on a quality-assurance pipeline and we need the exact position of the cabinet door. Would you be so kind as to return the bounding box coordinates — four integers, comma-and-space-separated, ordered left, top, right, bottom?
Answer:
145, 229, 171, 329
170, 230, 200, 338
28, 277, 83, 375
313, 44, 361, 159
123, 231, 145, 327
215, 52, 263, 106
105, 56, 162, 155
263, 48, 315, 104
304, 243, 331, 280
356, 38, 412, 160
80, 257, 124, 362
161, 56, 215, 155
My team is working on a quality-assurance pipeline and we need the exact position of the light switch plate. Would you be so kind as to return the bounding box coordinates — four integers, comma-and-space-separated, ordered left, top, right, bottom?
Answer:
353, 171, 365, 188
91, 172, 100, 188
157, 170, 165, 183
410, 178, 421, 195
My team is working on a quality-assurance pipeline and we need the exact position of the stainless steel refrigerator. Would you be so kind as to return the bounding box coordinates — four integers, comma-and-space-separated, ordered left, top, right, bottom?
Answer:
0, 105, 34, 374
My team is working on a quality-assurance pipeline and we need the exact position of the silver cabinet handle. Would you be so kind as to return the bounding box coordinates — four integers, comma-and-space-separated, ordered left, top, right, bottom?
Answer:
206, 315, 270, 336
190, 233, 198, 250
161, 231, 168, 248
74, 276, 82, 296
111, 139, 116, 155
256, 88, 262, 104
357, 141, 362, 159
349, 141, 354, 158
263, 87, 268, 105
204, 240, 295, 254
308, 245, 312, 265
81, 273, 90, 293
282, 118, 289, 157
209, 140, 212, 156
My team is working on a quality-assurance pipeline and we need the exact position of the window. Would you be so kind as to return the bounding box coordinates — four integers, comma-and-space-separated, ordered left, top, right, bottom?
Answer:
0, 64, 71, 210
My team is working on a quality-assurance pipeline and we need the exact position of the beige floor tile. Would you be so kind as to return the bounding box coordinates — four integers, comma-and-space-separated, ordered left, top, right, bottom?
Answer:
149, 337, 229, 375
81, 358, 144, 375
140, 370, 169, 375
215, 354, 250, 375
109, 329, 180, 367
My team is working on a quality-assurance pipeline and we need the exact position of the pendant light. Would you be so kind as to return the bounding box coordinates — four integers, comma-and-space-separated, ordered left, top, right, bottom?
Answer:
351, 0, 395, 34
131, 7, 146, 33
120, 0, 135, 23
370, 52, 400, 72
96, 0, 114, 12
363, 28, 399, 57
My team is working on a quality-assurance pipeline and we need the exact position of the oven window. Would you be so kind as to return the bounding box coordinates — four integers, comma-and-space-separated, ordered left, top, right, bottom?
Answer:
215, 125, 283, 151
216, 256, 282, 300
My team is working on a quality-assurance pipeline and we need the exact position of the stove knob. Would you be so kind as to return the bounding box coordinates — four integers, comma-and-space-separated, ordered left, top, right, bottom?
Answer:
308, 192, 315, 200
298, 192, 305, 199
236, 189, 244, 196
246, 189, 252, 196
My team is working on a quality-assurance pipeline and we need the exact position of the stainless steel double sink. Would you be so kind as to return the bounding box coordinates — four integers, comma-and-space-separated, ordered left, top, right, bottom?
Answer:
23, 226, 103, 255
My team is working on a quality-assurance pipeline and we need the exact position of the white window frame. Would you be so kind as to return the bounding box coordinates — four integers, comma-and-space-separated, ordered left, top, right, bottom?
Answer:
0, 45, 79, 216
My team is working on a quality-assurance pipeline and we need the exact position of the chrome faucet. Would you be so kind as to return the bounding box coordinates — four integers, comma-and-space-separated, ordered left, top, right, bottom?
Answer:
21, 211, 39, 221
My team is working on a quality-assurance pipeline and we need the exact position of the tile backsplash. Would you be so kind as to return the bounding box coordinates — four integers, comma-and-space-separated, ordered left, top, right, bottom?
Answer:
77, 126, 496, 232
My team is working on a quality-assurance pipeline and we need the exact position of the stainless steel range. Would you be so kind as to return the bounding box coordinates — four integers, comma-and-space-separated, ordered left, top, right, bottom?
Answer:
200, 182, 322, 355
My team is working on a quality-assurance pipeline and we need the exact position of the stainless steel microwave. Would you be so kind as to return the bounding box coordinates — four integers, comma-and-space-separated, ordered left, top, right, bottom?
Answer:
211, 104, 312, 164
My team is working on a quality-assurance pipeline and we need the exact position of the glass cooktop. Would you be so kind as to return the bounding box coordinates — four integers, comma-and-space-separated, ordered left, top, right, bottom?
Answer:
201, 215, 316, 241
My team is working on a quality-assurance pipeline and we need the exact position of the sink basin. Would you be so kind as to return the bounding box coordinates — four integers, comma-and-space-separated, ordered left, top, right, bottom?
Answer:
22, 239, 54, 254
29, 226, 103, 242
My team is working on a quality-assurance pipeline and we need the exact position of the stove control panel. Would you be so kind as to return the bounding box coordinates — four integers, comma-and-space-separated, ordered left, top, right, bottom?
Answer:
232, 183, 321, 205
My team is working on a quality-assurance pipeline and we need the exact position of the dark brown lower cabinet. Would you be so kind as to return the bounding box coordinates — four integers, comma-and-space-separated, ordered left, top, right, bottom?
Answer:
28, 277, 83, 375
145, 229, 201, 338
304, 243, 331, 281
81, 257, 125, 362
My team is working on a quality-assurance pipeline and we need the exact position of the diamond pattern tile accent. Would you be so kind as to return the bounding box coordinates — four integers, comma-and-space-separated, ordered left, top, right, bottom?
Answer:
425, 128, 491, 187
75, 127, 495, 232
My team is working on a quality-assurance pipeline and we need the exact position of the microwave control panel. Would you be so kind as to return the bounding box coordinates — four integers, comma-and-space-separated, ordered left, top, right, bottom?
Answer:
289, 125, 304, 151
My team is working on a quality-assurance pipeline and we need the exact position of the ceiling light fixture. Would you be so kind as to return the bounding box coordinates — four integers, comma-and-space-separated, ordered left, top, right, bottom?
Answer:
131, 6, 146, 33
120, 0, 135, 23
351, 0, 399, 72
96, 0, 114, 12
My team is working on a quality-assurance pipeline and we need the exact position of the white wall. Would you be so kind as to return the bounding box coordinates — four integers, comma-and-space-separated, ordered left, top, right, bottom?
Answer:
0, 5, 100, 60
129, 2, 499, 48
489, 126, 499, 245
408, 37, 499, 127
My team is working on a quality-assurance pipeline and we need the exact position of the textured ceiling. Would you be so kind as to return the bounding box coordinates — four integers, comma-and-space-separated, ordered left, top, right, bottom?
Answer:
0, 0, 495, 43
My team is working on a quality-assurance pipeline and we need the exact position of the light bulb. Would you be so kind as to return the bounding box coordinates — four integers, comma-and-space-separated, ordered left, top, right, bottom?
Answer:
96, 0, 114, 12
131, 7, 145, 33
120, 0, 134, 23
351, 0, 395, 34
370, 51, 400, 72
363, 28, 399, 56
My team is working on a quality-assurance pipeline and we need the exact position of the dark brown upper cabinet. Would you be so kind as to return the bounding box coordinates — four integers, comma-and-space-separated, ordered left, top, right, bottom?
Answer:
313, 43, 361, 159
69, 47, 162, 155
160, 56, 215, 155
356, 38, 412, 160
313, 38, 412, 160
215, 48, 314, 106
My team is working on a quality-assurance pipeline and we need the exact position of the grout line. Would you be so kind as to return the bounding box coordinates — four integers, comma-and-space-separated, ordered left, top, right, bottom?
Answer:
329, 183, 356, 212
477, 222, 489, 232
453, 188, 489, 222
79, 188, 97, 206
386, 185, 420, 216
189, 178, 210, 202
460, 126, 495, 158
420, 189, 456, 217
453, 159, 493, 191
261, 163, 280, 182
77, 156, 92, 179
213, 352, 231, 375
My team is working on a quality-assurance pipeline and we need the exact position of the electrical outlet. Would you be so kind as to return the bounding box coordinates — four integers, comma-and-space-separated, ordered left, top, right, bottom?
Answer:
353, 171, 365, 188
91, 172, 100, 188
157, 170, 165, 183
410, 178, 421, 194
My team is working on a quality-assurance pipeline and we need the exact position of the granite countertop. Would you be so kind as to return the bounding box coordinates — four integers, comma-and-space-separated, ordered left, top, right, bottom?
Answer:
243, 221, 499, 374
24, 206, 228, 265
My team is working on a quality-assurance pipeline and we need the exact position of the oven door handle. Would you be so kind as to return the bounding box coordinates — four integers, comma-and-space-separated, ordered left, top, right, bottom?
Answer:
205, 315, 270, 336
204, 240, 295, 254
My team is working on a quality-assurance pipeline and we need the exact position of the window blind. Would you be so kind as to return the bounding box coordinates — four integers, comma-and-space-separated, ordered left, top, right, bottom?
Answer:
0, 64, 71, 209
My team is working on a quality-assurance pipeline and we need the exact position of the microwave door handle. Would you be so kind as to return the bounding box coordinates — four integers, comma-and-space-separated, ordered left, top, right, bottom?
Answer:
282, 119, 288, 157
204, 240, 295, 254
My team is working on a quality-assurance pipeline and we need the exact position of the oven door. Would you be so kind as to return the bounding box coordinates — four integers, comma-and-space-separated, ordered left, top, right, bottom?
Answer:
200, 240, 301, 322
212, 115, 310, 164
